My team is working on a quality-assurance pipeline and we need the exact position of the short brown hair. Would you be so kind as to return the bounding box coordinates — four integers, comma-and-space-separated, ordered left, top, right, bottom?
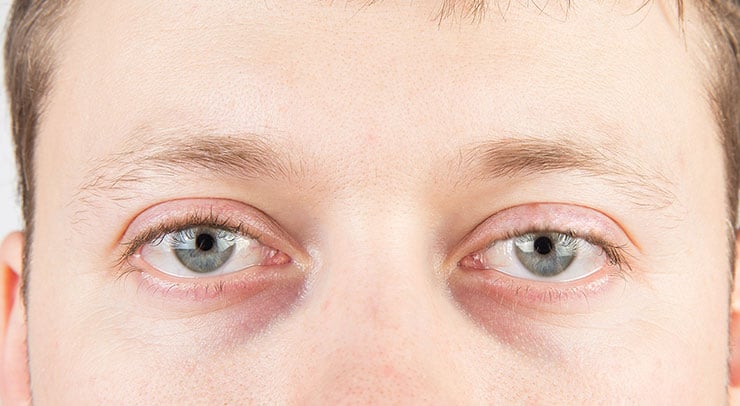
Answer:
4, 0, 740, 293
5, 0, 71, 237
699, 0, 740, 229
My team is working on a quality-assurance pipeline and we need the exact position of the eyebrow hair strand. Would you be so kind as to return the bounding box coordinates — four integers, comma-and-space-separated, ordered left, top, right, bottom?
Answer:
71, 127, 678, 229
70, 127, 300, 223
456, 136, 678, 211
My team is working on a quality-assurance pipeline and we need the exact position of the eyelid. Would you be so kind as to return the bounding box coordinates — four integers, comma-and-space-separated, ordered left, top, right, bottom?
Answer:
464, 233, 613, 283
447, 204, 639, 323
115, 198, 306, 270
494, 230, 629, 270
120, 214, 259, 263
448, 203, 635, 276
134, 227, 290, 280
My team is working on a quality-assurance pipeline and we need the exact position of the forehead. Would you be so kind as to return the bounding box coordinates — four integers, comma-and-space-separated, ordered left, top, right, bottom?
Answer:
48, 0, 705, 148
36, 0, 717, 217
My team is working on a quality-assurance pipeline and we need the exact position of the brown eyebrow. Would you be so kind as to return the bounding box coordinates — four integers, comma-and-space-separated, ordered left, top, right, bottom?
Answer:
455, 136, 678, 211
72, 128, 678, 225
70, 127, 301, 222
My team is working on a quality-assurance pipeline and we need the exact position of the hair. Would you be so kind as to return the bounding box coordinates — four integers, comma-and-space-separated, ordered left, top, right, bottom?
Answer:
3, 0, 740, 296
701, 0, 740, 230
4, 0, 72, 297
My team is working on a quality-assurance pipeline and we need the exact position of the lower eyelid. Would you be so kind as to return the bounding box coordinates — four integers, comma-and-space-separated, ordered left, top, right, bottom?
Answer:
114, 265, 307, 342
450, 259, 623, 315
128, 241, 291, 281
463, 236, 609, 282
120, 258, 305, 306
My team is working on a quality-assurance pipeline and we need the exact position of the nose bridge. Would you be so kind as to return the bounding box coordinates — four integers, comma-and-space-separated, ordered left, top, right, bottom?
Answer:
317, 204, 436, 336
292, 204, 465, 401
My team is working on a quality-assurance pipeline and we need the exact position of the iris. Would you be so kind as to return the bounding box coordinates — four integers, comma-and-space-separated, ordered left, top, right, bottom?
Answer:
173, 227, 236, 273
514, 233, 577, 277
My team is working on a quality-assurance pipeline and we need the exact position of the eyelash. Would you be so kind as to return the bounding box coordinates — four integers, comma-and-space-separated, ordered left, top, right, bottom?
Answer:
493, 227, 631, 271
116, 206, 631, 308
451, 224, 634, 309
116, 211, 263, 272
121, 217, 631, 272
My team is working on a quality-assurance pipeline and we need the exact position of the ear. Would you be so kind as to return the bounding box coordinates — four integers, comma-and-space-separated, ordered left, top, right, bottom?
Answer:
0, 232, 30, 404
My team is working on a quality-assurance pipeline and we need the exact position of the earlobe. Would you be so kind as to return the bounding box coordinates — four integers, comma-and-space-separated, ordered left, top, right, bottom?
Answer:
0, 232, 30, 404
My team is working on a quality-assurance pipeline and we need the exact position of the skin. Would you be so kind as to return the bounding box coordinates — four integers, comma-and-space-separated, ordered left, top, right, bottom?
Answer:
0, 0, 739, 403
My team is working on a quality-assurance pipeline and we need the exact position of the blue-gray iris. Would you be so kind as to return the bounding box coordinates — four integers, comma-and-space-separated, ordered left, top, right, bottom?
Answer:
514, 233, 576, 277
174, 228, 235, 273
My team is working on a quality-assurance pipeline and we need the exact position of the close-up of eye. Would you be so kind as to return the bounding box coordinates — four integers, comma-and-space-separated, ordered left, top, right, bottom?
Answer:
449, 204, 634, 316
135, 226, 290, 278
461, 231, 609, 283
115, 201, 307, 320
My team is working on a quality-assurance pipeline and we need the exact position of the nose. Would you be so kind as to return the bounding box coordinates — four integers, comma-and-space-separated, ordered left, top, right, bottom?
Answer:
286, 208, 471, 403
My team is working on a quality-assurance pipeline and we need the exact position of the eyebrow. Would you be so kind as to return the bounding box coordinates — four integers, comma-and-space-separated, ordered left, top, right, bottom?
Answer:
456, 136, 678, 211
72, 129, 678, 222
70, 128, 299, 219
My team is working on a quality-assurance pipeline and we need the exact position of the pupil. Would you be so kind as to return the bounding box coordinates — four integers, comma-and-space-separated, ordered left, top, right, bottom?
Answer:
533, 236, 553, 255
195, 233, 215, 252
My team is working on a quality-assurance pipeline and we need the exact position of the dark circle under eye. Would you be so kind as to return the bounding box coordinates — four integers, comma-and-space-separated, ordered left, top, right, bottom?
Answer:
174, 228, 236, 273
514, 233, 576, 277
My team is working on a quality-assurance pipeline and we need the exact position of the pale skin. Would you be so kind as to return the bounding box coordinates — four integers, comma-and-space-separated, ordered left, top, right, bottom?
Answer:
0, 0, 738, 403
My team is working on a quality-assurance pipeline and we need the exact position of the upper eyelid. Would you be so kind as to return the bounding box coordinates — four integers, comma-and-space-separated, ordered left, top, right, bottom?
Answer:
490, 230, 632, 269
447, 203, 636, 271
113, 198, 311, 278
472, 205, 630, 246
117, 214, 262, 267
497, 228, 624, 252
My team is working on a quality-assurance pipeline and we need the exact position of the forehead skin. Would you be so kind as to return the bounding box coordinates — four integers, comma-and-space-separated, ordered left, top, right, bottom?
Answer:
28, 0, 728, 403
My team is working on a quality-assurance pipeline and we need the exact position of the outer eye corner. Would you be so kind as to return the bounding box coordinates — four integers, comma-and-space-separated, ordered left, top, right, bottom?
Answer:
458, 251, 484, 270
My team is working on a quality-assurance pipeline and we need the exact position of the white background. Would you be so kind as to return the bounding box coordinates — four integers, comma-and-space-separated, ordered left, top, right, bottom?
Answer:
0, 1, 22, 238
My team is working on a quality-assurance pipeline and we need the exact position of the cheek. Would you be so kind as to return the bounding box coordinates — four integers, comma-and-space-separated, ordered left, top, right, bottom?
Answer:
26, 276, 297, 403
448, 272, 567, 360
448, 250, 729, 401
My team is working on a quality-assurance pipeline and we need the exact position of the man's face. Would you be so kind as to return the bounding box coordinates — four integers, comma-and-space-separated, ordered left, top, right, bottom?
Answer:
20, 0, 730, 402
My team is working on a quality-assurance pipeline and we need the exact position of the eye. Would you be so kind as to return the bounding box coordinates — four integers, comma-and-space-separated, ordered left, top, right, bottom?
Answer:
462, 232, 607, 283
137, 226, 289, 278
